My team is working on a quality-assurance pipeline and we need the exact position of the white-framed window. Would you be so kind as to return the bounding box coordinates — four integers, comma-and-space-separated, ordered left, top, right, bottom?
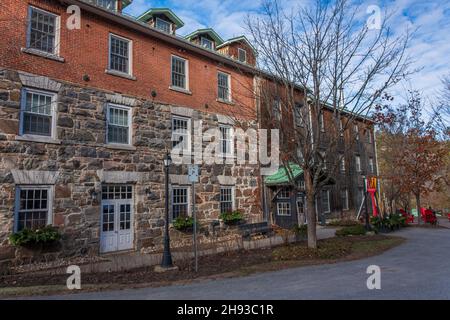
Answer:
15, 186, 53, 232
155, 17, 172, 34
220, 186, 234, 214
219, 125, 233, 157
171, 55, 188, 90
106, 104, 132, 145
299, 180, 305, 190
20, 88, 57, 138
201, 37, 214, 50
369, 157, 375, 174
277, 202, 291, 216
354, 124, 359, 140
339, 119, 344, 136
218, 72, 231, 102
341, 189, 349, 211
27, 6, 60, 55
367, 130, 372, 143
355, 155, 361, 172
238, 48, 247, 63
95, 0, 118, 11
319, 112, 325, 132
172, 186, 189, 220
172, 116, 191, 154
340, 156, 346, 173
109, 34, 132, 75
321, 189, 330, 213
272, 98, 281, 121
294, 103, 304, 127
278, 188, 290, 199
101, 185, 133, 200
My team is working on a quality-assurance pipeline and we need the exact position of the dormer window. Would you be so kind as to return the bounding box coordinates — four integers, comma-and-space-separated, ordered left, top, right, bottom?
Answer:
155, 17, 172, 34
201, 37, 214, 50
95, 0, 118, 11
238, 48, 247, 63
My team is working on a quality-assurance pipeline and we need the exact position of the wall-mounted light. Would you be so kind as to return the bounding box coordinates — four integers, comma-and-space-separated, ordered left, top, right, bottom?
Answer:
145, 187, 153, 200
89, 188, 98, 201
82, 74, 90, 82
151, 90, 157, 98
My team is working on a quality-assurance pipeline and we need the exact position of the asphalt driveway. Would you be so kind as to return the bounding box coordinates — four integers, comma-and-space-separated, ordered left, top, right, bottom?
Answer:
38, 227, 450, 300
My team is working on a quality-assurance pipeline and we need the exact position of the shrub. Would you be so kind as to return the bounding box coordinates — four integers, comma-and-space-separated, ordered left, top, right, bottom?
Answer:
9, 226, 61, 247
335, 224, 366, 237
328, 219, 360, 227
220, 210, 244, 225
292, 224, 308, 237
371, 214, 406, 232
173, 215, 195, 231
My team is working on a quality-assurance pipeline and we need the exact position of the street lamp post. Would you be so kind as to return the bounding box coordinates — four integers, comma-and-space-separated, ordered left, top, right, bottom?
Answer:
161, 151, 174, 268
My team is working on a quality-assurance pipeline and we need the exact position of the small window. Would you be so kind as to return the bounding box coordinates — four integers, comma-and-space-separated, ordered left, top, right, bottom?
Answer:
369, 157, 375, 174
107, 104, 131, 145
219, 125, 233, 156
155, 17, 172, 34
354, 124, 359, 140
15, 186, 52, 231
319, 112, 325, 132
109, 34, 131, 75
95, 0, 118, 10
218, 72, 231, 102
340, 156, 346, 173
272, 98, 281, 121
341, 189, 349, 211
171, 56, 188, 90
102, 185, 133, 200
220, 187, 234, 214
277, 202, 291, 216
321, 190, 330, 213
20, 88, 56, 138
294, 103, 304, 127
355, 155, 361, 172
27, 6, 59, 55
172, 187, 189, 220
367, 130, 372, 143
238, 48, 247, 63
278, 188, 290, 199
339, 119, 344, 136
201, 37, 214, 50
172, 116, 191, 154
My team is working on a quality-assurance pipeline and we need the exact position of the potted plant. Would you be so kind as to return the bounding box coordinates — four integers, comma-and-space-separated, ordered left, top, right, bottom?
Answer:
9, 226, 61, 249
220, 210, 244, 225
173, 215, 196, 232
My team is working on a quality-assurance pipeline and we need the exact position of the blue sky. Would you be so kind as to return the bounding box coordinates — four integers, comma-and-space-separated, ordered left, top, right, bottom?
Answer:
124, 0, 450, 102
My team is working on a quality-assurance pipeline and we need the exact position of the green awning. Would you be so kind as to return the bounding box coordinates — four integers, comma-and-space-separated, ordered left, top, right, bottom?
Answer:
264, 163, 303, 186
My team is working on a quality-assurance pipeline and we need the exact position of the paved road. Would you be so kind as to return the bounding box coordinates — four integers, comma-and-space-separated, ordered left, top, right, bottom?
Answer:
41, 227, 450, 300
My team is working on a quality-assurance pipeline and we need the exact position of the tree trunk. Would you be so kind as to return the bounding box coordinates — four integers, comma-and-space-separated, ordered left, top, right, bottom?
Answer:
416, 193, 421, 225
304, 169, 317, 249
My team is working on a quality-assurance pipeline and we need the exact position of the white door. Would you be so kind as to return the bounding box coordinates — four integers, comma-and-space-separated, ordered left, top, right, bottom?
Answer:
101, 199, 134, 253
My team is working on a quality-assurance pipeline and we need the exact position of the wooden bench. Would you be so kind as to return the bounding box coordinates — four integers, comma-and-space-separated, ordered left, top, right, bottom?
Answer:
238, 222, 273, 239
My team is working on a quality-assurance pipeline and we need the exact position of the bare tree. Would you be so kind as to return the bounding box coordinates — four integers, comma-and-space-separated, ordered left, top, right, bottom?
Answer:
247, 0, 413, 248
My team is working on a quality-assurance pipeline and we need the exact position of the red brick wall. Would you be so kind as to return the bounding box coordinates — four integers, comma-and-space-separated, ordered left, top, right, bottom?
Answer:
0, 0, 256, 119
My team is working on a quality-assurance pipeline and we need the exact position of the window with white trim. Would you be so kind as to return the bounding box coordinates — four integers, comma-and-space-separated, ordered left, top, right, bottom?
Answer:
171, 56, 188, 90
277, 202, 291, 216
220, 187, 234, 214
369, 157, 375, 174
172, 187, 189, 220
340, 156, 346, 173
341, 189, 349, 210
107, 104, 131, 145
155, 17, 172, 34
109, 34, 131, 75
367, 130, 372, 143
218, 72, 231, 102
319, 112, 325, 132
219, 125, 233, 156
15, 186, 52, 231
321, 190, 330, 213
201, 37, 214, 50
355, 155, 361, 172
172, 116, 191, 154
354, 124, 359, 140
20, 88, 57, 138
238, 48, 247, 63
278, 188, 290, 199
95, 0, 118, 11
294, 103, 304, 127
339, 119, 344, 136
27, 6, 59, 55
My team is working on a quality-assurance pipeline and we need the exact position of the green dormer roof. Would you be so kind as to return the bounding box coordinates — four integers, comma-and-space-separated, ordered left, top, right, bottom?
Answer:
185, 28, 224, 46
216, 35, 257, 54
122, 0, 132, 8
137, 8, 185, 29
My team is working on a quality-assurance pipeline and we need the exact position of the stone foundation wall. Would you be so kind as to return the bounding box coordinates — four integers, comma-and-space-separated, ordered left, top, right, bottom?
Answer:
0, 69, 262, 261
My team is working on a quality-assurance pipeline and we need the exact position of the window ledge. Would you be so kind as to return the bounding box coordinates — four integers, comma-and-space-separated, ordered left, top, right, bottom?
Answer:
105, 143, 137, 151
216, 99, 235, 106
15, 135, 61, 145
105, 69, 136, 81
169, 86, 192, 95
21, 48, 65, 63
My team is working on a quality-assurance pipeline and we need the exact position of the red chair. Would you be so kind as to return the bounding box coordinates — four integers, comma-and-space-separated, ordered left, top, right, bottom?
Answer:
399, 209, 414, 224
421, 209, 437, 225
447, 213, 450, 222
